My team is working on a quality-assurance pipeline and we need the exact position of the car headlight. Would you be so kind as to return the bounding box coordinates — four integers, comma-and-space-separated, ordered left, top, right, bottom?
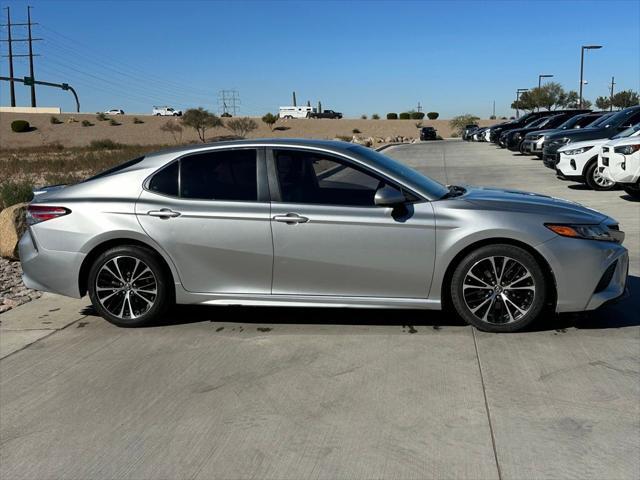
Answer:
613, 144, 640, 155
561, 146, 592, 155
513, 133, 522, 140
545, 223, 624, 243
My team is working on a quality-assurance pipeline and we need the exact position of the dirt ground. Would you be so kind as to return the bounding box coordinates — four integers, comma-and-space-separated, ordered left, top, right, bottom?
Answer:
1, 112, 500, 149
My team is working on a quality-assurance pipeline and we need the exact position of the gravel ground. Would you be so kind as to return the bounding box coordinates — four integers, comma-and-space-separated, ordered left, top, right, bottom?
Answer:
0, 258, 41, 314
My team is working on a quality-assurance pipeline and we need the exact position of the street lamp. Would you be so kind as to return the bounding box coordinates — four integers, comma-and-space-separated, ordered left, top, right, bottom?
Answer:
515, 88, 529, 119
538, 74, 554, 88
579, 45, 602, 108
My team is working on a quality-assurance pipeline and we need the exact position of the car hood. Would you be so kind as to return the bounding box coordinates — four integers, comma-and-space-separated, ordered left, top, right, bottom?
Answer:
547, 126, 613, 143
459, 186, 608, 223
557, 138, 610, 153
525, 128, 557, 138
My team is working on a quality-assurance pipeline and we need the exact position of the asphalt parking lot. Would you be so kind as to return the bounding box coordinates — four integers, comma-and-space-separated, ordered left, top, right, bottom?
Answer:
1, 140, 638, 480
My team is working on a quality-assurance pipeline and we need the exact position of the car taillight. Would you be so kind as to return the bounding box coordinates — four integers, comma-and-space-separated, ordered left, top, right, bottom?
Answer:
26, 205, 71, 225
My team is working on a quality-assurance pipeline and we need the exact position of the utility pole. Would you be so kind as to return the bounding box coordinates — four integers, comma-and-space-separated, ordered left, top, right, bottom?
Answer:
609, 76, 615, 112
292, 91, 297, 107
26, 6, 36, 106
492, 100, 495, 118
3, 7, 16, 106
416, 101, 422, 113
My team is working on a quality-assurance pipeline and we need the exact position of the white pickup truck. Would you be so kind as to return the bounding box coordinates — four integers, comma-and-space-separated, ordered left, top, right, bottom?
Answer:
152, 106, 182, 116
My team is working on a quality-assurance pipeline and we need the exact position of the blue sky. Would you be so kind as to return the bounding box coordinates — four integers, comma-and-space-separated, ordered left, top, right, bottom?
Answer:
1, 0, 639, 118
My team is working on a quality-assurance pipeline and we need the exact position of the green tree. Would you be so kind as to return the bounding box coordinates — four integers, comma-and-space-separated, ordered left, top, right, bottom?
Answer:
450, 114, 480, 136
181, 108, 223, 142
595, 96, 611, 110
261, 113, 278, 131
225, 117, 258, 138
561, 91, 580, 109
511, 91, 537, 112
611, 90, 640, 109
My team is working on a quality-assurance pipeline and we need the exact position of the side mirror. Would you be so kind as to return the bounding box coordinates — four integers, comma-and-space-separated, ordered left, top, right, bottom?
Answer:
374, 185, 406, 206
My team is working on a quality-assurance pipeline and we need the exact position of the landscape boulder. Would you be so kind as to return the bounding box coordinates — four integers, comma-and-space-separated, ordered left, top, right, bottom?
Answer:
0, 203, 28, 260
351, 136, 372, 147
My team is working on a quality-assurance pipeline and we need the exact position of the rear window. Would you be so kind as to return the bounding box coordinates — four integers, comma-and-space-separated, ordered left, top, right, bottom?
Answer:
84, 156, 145, 182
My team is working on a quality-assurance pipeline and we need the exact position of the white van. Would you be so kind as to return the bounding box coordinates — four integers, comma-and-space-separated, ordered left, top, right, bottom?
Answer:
279, 106, 313, 119
153, 106, 182, 116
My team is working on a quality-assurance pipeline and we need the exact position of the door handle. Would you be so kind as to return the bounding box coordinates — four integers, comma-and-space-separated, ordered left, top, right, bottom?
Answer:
147, 208, 181, 218
273, 213, 309, 224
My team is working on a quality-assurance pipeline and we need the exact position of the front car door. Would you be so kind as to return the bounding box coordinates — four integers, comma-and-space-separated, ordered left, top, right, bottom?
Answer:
136, 147, 273, 294
268, 147, 436, 299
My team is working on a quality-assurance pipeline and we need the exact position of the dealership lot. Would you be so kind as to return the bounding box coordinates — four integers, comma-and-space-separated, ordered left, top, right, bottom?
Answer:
1, 140, 638, 480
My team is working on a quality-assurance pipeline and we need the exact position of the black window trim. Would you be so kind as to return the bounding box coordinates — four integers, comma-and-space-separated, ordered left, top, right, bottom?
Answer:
265, 146, 424, 208
143, 146, 269, 203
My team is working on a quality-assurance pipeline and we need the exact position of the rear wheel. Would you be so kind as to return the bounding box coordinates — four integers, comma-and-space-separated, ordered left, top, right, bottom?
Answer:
585, 160, 616, 190
88, 245, 172, 327
450, 244, 547, 333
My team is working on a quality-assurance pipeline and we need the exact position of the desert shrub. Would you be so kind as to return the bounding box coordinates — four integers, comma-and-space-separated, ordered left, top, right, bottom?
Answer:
489, 115, 497, 120
399, 112, 411, 120
352, 128, 361, 134
96, 112, 108, 121
450, 114, 480, 136
67, 117, 78, 123
133, 117, 144, 124
225, 117, 258, 138
221, 112, 232, 118
160, 120, 183, 144
427, 112, 439, 120
410, 111, 425, 120
109, 119, 121, 126
182, 108, 223, 142
1, 180, 34, 208
47, 142, 65, 151
361, 114, 367, 119
261, 113, 278, 131
372, 114, 380, 120
386, 113, 398, 120
11, 120, 30, 133
415, 121, 423, 129
81, 120, 94, 127
50, 116, 63, 125
89, 139, 123, 150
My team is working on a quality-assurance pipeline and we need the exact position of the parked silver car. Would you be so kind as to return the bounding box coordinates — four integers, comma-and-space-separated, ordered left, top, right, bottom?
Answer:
20, 140, 628, 332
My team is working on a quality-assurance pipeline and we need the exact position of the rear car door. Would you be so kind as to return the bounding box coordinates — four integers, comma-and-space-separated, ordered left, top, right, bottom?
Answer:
136, 147, 273, 294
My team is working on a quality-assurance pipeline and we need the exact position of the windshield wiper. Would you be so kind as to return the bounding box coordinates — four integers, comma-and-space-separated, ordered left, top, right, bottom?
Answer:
442, 185, 467, 199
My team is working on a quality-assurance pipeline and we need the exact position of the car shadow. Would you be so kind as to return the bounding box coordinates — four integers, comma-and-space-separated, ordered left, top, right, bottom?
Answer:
80, 276, 640, 333
620, 194, 639, 202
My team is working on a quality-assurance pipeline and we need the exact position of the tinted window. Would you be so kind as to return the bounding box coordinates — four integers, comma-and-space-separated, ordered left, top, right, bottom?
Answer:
275, 149, 385, 206
149, 161, 179, 196
180, 149, 257, 201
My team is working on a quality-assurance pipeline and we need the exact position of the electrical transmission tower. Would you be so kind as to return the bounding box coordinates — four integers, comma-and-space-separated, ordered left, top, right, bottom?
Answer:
217, 90, 240, 116
1, 6, 41, 107
416, 101, 422, 113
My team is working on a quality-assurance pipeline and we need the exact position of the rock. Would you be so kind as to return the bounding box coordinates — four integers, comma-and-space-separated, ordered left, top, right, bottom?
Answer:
0, 202, 28, 260
351, 136, 372, 147
385, 136, 393, 143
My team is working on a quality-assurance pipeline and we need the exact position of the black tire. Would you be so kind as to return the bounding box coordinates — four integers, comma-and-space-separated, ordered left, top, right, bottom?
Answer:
450, 244, 547, 333
623, 184, 640, 198
585, 159, 616, 191
519, 142, 526, 154
88, 245, 172, 327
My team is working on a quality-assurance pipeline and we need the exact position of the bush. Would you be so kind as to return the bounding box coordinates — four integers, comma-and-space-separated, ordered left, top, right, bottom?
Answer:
450, 114, 480, 136
352, 128, 361, 134
1, 180, 34, 209
50, 116, 63, 125
261, 112, 278, 131
386, 113, 398, 120
81, 120, 94, 127
160, 120, 183, 144
96, 112, 108, 121
372, 113, 380, 120
109, 119, 121, 126
225, 117, 258, 138
182, 107, 223, 142
489, 115, 497, 120
89, 139, 123, 150
399, 112, 411, 120
427, 112, 439, 120
361, 114, 368, 119
11, 120, 30, 133
410, 112, 425, 120
133, 117, 144, 124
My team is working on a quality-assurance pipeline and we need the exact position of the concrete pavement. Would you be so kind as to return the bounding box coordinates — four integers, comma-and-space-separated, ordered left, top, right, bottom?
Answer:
1, 140, 638, 480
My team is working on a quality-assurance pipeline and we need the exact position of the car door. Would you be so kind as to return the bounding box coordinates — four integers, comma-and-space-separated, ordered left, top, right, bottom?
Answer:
268, 148, 436, 298
136, 147, 273, 294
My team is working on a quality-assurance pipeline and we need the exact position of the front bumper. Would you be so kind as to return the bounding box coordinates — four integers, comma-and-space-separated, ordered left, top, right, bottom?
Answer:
536, 235, 629, 313
601, 150, 640, 184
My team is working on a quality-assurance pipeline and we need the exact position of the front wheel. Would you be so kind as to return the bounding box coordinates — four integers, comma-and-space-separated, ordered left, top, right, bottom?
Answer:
88, 245, 172, 327
450, 244, 547, 332
585, 160, 616, 190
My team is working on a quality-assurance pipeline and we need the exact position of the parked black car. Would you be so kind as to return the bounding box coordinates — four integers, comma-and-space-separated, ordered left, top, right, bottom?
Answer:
420, 126, 438, 140
521, 112, 609, 157
309, 110, 342, 119
489, 110, 590, 144
504, 111, 587, 152
498, 116, 548, 147
463, 124, 479, 141
542, 106, 640, 168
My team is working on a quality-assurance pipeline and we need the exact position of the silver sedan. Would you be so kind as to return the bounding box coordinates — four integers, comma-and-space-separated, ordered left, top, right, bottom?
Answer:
20, 140, 629, 332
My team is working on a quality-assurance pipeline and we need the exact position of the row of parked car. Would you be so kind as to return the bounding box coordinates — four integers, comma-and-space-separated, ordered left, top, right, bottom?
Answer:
463, 106, 640, 198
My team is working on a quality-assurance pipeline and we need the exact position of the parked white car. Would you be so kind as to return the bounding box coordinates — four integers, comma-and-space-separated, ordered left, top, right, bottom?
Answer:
153, 106, 182, 116
599, 124, 640, 198
556, 126, 640, 190
279, 106, 313, 119
104, 109, 124, 115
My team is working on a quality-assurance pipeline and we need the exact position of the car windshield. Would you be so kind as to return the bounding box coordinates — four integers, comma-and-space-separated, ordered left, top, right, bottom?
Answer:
536, 115, 561, 128
524, 117, 546, 128
612, 122, 640, 139
348, 145, 449, 200
587, 112, 615, 128
598, 109, 638, 128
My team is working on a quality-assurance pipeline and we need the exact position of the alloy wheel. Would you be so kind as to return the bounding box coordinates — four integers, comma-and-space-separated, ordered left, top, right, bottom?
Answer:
593, 167, 615, 188
95, 256, 158, 320
462, 256, 536, 324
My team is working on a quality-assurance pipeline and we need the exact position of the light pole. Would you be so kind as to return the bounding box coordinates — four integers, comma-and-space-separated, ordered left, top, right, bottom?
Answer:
538, 74, 553, 88
515, 88, 529, 119
579, 45, 602, 108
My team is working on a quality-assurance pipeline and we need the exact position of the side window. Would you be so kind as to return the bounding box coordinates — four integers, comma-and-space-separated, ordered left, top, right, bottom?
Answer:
274, 149, 386, 206
180, 149, 257, 201
149, 161, 179, 196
